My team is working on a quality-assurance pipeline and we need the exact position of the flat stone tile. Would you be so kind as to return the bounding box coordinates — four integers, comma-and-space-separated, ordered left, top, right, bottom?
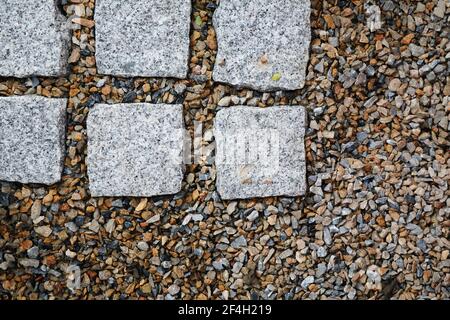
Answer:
0, 0, 70, 77
95, 0, 191, 78
213, 0, 311, 91
87, 103, 185, 197
0, 96, 67, 185
214, 106, 307, 200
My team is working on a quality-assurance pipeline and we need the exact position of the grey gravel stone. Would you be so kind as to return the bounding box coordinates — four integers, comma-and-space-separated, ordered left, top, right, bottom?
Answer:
213, 259, 227, 271
247, 210, 259, 221
19, 258, 39, 268
0, 96, 67, 185
95, 0, 191, 78
87, 103, 185, 197
27, 247, 39, 259
433, 0, 446, 18
214, 106, 307, 200
168, 284, 180, 295
317, 246, 327, 258
213, 0, 311, 91
409, 43, 425, 57
301, 275, 314, 289
231, 235, 247, 248
0, 0, 70, 77
279, 249, 293, 260
226, 201, 238, 214
137, 241, 149, 251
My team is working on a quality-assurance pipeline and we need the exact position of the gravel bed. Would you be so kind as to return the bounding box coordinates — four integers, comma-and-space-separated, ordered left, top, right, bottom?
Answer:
0, 0, 449, 300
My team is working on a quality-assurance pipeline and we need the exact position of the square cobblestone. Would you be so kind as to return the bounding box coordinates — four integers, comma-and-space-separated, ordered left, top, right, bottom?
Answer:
213, 0, 311, 91
0, 0, 70, 77
95, 0, 191, 78
87, 103, 185, 197
0, 96, 67, 185
214, 106, 307, 199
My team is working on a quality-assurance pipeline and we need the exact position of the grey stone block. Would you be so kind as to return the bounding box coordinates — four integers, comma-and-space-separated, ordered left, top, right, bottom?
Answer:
0, 0, 70, 77
95, 0, 191, 78
213, 0, 311, 91
214, 106, 307, 200
0, 96, 67, 185
87, 103, 185, 197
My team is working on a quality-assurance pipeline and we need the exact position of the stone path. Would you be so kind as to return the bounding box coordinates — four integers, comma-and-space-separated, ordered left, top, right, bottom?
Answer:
95, 0, 191, 78
0, 0, 309, 199
0, 96, 67, 185
87, 103, 185, 197
1, 0, 449, 302
0, 0, 70, 77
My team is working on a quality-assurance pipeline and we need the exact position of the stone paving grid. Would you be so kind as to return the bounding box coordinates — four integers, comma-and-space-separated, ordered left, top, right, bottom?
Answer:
213, 0, 311, 91
0, 96, 67, 185
214, 106, 307, 199
0, 0, 449, 301
87, 103, 185, 197
95, 0, 192, 78
0, 0, 70, 77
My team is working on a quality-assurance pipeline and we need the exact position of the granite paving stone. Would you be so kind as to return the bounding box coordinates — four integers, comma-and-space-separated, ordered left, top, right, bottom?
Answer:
0, 95, 67, 185
95, 0, 191, 78
87, 103, 185, 197
0, 0, 70, 77
214, 106, 307, 199
213, 0, 311, 91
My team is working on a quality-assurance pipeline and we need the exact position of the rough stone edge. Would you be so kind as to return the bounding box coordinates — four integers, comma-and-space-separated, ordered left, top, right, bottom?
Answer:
212, 1, 312, 92
86, 103, 186, 198
213, 105, 307, 200
51, 0, 71, 78
48, 95, 68, 185
94, 0, 192, 79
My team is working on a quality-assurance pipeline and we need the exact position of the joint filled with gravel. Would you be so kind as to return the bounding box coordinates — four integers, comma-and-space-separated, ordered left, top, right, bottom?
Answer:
0, 0, 70, 77
214, 106, 307, 199
87, 103, 185, 197
0, 95, 67, 185
94, 0, 191, 78
213, 0, 311, 91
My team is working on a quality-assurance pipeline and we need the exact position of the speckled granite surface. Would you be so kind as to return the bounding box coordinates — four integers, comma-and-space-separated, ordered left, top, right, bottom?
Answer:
213, 0, 311, 91
0, 0, 70, 77
95, 0, 191, 78
87, 103, 185, 197
0, 95, 67, 184
214, 106, 307, 199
